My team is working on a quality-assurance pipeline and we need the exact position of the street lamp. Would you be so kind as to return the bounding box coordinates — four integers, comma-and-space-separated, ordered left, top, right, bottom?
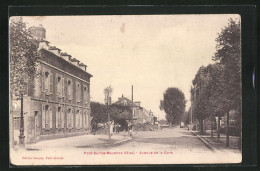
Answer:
19, 94, 25, 147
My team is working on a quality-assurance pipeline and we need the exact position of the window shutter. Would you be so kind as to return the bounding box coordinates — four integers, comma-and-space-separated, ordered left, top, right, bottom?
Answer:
76, 83, 78, 102
67, 81, 70, 98
78, 111, 80, 128
86, 112, 89, 128
67, 110, 70, 128
56, 107, 59, 128
62, 78, 64, 97
49, 106, 52, 128
75, 113, 78, 129
61, 107, 64, 128
42, 72, 45, 92
71, 81, 73, 99
71, 109, 74, 128
42, 105, 45, 128
81, 111, 82, 128
49, 74, 53, 94
45, 73, 49, 91
56, 76, 59, 95
83, 111, 85, 129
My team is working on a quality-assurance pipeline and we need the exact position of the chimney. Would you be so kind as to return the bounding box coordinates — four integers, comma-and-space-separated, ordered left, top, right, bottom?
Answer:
29, 24, 46, 41
79, 63, 87, 72
70, 58, 80, 66
48, 46, 61, 56
60, 52, 71, 61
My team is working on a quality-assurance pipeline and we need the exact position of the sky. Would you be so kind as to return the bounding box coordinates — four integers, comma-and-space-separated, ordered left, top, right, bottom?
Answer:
22, 14, 239, 120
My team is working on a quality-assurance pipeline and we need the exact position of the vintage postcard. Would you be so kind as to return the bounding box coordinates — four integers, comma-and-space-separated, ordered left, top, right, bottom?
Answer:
9, 14, 242, 165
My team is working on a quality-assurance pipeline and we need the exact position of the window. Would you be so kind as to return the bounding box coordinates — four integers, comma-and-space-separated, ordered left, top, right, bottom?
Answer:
42, 70, 53, 94
83, 85, 89, 104
76, 110, 82, 129
67, 108, 74, 128
56, 107, 64, 128
76, 82, 81, 102
42, 105, 52, 129
56, 76, 64, 98
67, 80, 73, 100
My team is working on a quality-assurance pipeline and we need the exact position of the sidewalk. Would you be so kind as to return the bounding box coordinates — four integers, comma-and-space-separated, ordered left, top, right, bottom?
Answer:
25, 133, 132, 151
190, 129, 241, 153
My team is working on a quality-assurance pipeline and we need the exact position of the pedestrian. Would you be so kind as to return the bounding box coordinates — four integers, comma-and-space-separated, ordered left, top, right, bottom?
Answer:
110, 122, 113, 136
118, 124, 121, 134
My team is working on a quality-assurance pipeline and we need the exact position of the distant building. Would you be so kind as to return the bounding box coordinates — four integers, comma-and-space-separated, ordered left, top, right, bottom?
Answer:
12, 25, 92, 143
113, 95, 154, 124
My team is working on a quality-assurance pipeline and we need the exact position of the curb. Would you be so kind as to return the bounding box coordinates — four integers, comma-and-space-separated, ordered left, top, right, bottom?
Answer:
190, 130, 218, 152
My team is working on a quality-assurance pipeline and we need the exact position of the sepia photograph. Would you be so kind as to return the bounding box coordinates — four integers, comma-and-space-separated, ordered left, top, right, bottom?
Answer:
9, 14, 242, 165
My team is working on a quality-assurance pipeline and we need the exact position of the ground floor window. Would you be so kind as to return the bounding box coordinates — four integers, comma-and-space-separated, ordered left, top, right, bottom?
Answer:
42, 105, 52, 129
56, 106, 65, 128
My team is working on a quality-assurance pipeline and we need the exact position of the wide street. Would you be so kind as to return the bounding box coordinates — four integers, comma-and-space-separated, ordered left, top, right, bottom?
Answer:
11, 126, 241, 165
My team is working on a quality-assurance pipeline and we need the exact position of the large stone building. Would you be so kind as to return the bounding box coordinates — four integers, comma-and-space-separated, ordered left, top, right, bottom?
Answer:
12, 25, 92, 143
113, 95, 154, 124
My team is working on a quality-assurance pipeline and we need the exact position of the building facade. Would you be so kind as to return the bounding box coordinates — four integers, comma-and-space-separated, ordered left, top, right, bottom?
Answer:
113, 95, 154, 124
12, 25, 92, 143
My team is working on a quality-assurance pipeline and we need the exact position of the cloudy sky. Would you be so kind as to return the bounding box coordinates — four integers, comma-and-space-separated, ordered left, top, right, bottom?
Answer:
22, 14, 239, 119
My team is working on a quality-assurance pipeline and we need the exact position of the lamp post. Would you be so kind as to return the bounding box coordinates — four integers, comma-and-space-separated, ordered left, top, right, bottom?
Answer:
19, 94, 25, 147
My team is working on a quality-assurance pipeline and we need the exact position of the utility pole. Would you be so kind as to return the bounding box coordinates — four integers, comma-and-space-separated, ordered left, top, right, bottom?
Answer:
19, 94, 25, 147
104, 86, 112, 140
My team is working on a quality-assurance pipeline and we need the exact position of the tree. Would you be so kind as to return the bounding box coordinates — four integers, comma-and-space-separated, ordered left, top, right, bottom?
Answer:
213, 18, 241, 146
9, 18, 40, 97
9, 17, 40, 147
90, 102, 107, 123
213, 18, 241, 111
192, 66, 210, 134
160, 88, 186, 125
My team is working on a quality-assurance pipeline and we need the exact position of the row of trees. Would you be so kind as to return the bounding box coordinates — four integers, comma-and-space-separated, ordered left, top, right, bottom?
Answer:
190, 18, 241, 146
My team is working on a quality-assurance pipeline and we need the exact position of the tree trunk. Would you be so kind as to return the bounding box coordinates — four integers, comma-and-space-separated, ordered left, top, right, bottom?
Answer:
217, 116, 220, 141
226, 111, 229, 147
200, 118, 203, 134
211, 120, 213, 138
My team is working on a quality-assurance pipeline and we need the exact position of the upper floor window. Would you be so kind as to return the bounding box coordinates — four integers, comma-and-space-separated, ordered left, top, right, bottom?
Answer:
42, 70, 53, 94
83, 85, 89, 104
76, 82, 81, 102
67, 79, 73, 100
56, 75, 64, 98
